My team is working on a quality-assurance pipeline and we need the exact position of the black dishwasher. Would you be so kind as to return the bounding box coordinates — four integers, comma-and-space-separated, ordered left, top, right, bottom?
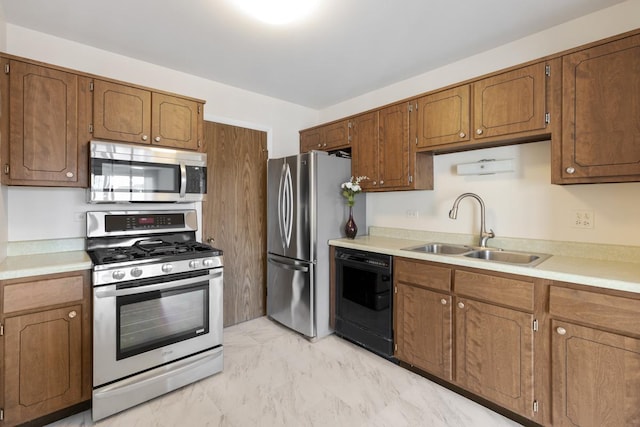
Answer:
334, 247, 395, 361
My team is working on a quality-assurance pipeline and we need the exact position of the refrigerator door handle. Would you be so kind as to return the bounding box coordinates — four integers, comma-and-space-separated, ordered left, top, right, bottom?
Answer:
267, 257, 310, 273
278, 162, 293, 249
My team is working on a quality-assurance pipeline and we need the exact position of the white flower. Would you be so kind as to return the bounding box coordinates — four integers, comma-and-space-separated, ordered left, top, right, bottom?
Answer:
340, 176, 368, 207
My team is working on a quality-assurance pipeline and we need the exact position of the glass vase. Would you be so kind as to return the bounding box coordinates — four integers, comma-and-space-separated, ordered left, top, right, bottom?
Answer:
344, 206, 358, 239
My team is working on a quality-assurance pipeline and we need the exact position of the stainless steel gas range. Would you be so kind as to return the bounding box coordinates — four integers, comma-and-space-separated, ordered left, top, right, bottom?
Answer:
86, 210, 223, 421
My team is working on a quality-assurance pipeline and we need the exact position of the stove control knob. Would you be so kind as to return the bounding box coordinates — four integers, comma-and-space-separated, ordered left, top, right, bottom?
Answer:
112, 270, 126, 280
162, 263, 174, 273
189, 260, 201, 269
203, 258, 214, 267
130, 267, 143, 278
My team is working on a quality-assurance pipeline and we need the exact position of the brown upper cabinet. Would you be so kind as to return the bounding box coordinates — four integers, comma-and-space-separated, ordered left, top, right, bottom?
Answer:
354, 102, 433, 192
415, 62, 550, 151
92, 80, 203, 151
555, 32, 640, 184
1, 59, 91, 187
300, 119, 350, 152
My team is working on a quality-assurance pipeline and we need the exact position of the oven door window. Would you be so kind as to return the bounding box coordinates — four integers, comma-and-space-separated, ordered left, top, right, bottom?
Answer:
92, 158, 180, 194
116, 283, 209, 360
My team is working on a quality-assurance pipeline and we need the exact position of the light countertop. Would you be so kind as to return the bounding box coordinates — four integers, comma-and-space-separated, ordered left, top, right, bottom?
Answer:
0, 238, 92, 280
329, 231, 640, 295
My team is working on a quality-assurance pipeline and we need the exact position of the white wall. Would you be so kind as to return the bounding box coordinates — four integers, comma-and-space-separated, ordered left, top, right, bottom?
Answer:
319, 0, 640, 247
5, 25, 318, 242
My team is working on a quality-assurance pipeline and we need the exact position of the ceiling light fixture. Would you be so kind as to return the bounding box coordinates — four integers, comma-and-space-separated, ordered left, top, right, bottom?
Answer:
228, 0, 320, 25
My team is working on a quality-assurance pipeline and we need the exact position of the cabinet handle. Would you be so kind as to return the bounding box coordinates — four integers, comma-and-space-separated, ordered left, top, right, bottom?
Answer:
476, 128, 483, 135
322, 143, 327, 147
68, 310, 77, 319
556, 326, 567, 335
142, 135, 148, 141
440, 298, 447, 305
154, 136, 161, 142
206, 237, 215, 243
565, 167, 576, 174
372, 181, 377, 186
66, 172, 74, 178
457, 302, 465, 309
379, 180, 384, 185
459, 132, 466, 138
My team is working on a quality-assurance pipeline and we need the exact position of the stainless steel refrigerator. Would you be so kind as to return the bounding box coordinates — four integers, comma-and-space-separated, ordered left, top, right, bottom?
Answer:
267, 151, 365, 339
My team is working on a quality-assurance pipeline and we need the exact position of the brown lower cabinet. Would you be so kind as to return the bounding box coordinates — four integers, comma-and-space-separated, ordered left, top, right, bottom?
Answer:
549, 285, 640, 427
392, 256, 640, 426
0, 270, 91, 426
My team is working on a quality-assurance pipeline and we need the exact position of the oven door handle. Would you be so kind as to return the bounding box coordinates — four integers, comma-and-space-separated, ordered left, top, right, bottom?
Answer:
94, 271, 222, 298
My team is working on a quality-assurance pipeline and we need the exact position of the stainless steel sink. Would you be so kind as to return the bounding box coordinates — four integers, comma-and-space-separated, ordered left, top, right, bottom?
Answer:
402, 242, 472, 255
401, 242, 551, 267
463, 249, 550, 266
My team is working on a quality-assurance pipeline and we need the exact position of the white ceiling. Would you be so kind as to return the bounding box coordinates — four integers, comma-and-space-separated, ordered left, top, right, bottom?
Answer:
0, 0, 627, 109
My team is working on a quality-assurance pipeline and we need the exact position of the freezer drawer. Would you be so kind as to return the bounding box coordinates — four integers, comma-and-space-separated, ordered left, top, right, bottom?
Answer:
267, 254, 315, 337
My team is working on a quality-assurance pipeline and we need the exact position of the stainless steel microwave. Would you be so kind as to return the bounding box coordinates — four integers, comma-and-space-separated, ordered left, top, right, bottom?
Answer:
89, 141, 207, 203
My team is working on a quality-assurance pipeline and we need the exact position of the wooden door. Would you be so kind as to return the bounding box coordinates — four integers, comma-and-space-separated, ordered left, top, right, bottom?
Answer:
7, 61, 83, 185
551, 320, 640, 427
561, 33, 640, 179
93, 79, 151, 144
416, 85, 470, 148
395, 283, 452, 380
203, 121, 268, 327
350, 111, 379, 191
151, 93, 201, 150
455, 297, 535, 417
378, 102, 410, 189
472, 62, 547, 139
3, 305, 83, 425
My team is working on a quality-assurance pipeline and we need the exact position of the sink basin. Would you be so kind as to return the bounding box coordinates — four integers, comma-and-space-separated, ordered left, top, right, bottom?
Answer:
464, 249, 551, 267
401, 242, 551, 267
402, 242, 472, 255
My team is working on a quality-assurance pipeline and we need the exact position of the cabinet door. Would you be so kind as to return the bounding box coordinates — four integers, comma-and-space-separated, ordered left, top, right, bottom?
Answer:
455, 298, 534, 417
323, 120, 349, 151
3, 305, 83, 425
416, 85, 470, 148
7, 61, 82, 184
473, 62, 547, 139
378, 103, 410, 189
350, 111, 379, 191
93, 79, 152, 144
300, 128, 322, 152
152, 93, 201, 150
561, 34, 640, 179
395, 283, 452, 380
551, 320, 640, 427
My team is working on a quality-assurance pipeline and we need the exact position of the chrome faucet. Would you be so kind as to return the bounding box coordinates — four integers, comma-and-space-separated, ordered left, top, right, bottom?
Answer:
449, 193, 495, 248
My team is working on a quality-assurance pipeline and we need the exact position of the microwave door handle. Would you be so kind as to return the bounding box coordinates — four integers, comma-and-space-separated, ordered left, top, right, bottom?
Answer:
179, 162, 187, 198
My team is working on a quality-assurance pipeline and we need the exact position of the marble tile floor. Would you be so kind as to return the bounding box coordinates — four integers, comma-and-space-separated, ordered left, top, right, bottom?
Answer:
47, 316, 522, 427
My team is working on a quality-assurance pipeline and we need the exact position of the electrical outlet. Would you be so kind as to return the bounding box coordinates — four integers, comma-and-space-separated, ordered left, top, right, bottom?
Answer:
406, 209, 419, 219
572, 210, 594, 229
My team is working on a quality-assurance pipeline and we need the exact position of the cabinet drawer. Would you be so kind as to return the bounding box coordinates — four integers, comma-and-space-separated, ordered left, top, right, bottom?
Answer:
395, 258, 452, 292
3, 275, 85, 314
549, 286, 640, 336
454, 270, 534, 311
